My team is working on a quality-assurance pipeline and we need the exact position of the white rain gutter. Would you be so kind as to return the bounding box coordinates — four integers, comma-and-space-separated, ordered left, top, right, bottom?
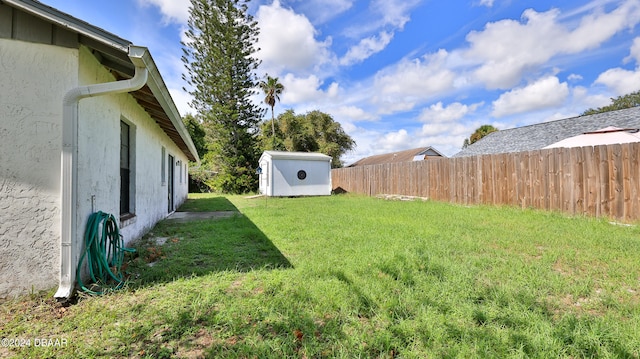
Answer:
54, 45, 150, 300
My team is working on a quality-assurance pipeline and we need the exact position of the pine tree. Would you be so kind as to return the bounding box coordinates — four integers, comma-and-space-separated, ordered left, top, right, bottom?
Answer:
182, 0, 263, 193
181, 114, 207, 159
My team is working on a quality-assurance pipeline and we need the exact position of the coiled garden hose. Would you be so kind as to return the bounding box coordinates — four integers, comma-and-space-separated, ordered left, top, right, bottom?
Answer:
76, 211, 135, 295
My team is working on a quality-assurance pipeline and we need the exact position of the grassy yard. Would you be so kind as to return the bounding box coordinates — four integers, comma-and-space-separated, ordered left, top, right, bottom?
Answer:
2, 194, 640, 358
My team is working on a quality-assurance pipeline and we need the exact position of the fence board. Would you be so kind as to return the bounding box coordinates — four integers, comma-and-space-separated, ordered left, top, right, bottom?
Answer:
516, 152, 526, 208
332, 143, 640, 222
622, 144, 633, 221
583, 147, 597, 216
574, 147, 585, 215
561, 148, 573, 214
629, 144, 640, 221
612, 145, 624, 219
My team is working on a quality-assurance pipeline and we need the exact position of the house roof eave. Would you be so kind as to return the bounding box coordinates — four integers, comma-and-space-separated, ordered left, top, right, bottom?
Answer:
3, 0, 200, 163
2, 0, 130, 52
130, 49, 200, 163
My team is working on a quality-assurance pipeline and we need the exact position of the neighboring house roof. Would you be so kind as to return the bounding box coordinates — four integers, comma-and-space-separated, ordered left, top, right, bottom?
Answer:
1, 0, 199, 162
454, 106, 640, 157
348, 146, 446, 167
260, 151, 332, 162
543, 126, 640, 149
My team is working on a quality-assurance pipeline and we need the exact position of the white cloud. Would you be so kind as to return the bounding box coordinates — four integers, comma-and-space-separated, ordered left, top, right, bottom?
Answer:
594, 68, 640, 95
419, 122, 471, 137
419, 101, 483, 123
625, 37, 640, 64
571, 86, 611, 111
480, 0, 494, 7
417, 122, 479, 156
364, 122, 474, 158
256, 1, 333, 74
567, 73, 583, 81
377, 129, 414, 151
333, 106, 378, 122
465, 9, 564, 88
377, 101, 417, 116
373, 49, 456, 111
594, 35, 640, 95
491, 76, 569, 117
295, 0, 354, 24
373, 0, 422, 30
280, 73, 339, 104
564, 1, 640, 53
343, 0, 421, 39
169, 87, 193, 117
324, 0, 422, 86
137, 0, 189, 24
343, 127, 419, 165
465, 3, 640, 89
340, 31, 394, 66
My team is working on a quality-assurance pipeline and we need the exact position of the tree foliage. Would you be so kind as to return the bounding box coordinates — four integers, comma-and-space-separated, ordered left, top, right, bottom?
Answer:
181, 113, 207, 159
462, 125, 498, 148
259, 110, 355, 168
182, 0, 263, 193
582, 90, 640, 116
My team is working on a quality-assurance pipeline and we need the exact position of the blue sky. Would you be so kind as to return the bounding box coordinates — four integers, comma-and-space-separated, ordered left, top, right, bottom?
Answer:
43, 0, 640, 164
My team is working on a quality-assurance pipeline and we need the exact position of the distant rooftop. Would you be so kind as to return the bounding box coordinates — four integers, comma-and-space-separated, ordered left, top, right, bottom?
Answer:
454, 106, 640, 157
348, 146, 445, 167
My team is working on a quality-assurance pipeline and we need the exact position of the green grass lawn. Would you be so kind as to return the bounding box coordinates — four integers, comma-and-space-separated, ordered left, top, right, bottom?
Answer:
2, 194, 640, 358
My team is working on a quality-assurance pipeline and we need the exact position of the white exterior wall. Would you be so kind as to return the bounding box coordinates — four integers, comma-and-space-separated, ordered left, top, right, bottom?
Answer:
75, 46, 189, 248
0, 39, 75, 298
271, 159, 331, 196
259, 157, 270, 195
259, 152, 331, 196
0, 41, 190, 298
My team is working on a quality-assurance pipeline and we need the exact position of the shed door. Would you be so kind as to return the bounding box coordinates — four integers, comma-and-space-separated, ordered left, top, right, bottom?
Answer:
261, 161, 269, 195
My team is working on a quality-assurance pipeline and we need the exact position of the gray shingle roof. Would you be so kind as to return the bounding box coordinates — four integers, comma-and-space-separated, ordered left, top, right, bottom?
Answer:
347, 146, 445, 167
453, 106, 640, 157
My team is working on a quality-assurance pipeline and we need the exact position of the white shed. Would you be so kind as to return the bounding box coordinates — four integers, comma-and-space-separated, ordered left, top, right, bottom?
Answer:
258, 151, 332, 196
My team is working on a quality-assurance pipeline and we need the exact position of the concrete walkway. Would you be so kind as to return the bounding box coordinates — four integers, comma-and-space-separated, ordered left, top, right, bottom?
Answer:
164, 211, 239, 223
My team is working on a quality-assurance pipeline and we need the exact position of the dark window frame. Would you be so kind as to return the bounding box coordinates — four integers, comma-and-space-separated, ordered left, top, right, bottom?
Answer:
120, 121, 131, 216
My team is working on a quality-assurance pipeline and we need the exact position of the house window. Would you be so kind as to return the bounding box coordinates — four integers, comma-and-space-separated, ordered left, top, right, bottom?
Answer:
120, 121, 133, 216
161, 146, 166, 184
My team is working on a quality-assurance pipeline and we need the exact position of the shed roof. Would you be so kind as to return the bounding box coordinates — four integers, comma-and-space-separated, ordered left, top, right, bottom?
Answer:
348, 146, 445, 167
260, 151, 332, 162
453, 106, 640, 157
1, 0, 199, 162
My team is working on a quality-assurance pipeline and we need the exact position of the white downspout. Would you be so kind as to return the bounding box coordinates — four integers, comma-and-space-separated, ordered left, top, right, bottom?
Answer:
54, 45, 150, 300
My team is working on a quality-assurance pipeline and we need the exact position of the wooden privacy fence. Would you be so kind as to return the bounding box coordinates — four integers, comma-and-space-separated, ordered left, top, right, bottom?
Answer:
332, 143, 640, 222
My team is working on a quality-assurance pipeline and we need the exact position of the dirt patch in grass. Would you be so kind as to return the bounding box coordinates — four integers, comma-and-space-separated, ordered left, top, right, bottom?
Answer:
0, 294, 70, 323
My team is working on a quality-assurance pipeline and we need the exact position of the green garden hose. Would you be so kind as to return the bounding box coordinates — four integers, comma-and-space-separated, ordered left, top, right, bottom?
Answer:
76, 211, 135, 295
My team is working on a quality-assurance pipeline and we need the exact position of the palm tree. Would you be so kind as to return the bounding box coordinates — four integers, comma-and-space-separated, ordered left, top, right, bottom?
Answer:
463, 124, 498, 148
258, 75, 285, 138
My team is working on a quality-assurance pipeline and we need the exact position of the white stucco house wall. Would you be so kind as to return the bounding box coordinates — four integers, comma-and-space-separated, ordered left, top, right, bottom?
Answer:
0, 0, 200, 299
258, 151, 332, 197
